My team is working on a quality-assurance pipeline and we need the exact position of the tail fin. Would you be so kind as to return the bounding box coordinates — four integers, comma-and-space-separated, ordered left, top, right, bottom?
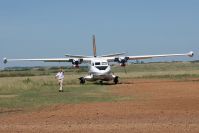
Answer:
93, 35, 97, 57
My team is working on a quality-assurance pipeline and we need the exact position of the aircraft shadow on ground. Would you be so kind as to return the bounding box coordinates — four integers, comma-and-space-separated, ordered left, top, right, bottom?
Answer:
93, 82, 121, 86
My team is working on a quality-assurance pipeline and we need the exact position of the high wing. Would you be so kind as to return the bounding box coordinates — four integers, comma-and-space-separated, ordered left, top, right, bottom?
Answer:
3, 58, 70, 63
106, 51, 194, 62
128, 51, 194, 60
3, 57, 93, 64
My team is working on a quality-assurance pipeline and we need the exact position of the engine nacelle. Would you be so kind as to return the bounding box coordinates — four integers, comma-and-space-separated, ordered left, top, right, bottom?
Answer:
3, 58, 7, 64
69, 59, 83, 68
114, 57, 129, 67
188, 51, 194, 57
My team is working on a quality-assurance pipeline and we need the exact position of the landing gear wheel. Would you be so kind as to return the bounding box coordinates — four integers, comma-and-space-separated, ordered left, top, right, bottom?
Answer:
79, 77, 85, 84
114, 76, 119, 84
99, 81, 103, 85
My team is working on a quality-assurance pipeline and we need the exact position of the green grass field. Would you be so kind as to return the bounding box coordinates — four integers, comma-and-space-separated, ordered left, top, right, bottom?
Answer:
113, 62, 199, 79
0, 76, 121, 110
0, 62, 199, 110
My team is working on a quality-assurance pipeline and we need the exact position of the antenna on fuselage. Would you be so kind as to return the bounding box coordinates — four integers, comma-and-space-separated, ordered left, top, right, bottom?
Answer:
93, 35, 97, 57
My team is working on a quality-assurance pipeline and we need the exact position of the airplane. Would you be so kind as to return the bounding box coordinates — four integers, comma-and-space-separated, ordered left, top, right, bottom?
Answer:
3, 35, 194, 84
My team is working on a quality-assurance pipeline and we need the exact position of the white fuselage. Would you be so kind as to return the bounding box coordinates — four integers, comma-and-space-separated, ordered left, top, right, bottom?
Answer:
84, 58, 116, 81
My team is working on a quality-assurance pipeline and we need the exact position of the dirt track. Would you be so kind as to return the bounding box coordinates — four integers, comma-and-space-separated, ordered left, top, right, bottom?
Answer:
1, 79, 199, 133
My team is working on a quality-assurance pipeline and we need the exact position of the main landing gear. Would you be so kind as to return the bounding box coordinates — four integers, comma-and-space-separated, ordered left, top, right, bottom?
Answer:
114, 76, 119, 84
79, 77, 85, 84
79, 76, 119, 85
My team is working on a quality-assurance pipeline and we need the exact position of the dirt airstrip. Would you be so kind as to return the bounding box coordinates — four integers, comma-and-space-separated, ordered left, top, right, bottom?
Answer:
1, 79, 199, 133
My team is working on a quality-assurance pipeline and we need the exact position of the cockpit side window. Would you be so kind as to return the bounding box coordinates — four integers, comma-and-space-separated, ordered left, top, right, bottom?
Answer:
102, 62, 108, 65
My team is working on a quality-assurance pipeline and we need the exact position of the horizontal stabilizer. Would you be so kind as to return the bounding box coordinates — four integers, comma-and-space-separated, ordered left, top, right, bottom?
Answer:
101, 52, 127, 57
65, 54, 91, 58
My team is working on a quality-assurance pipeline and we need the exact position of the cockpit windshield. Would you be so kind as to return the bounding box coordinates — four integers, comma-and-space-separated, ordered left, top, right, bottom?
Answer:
95, 62, 100, 66
93, 61, 108, 70
94, 62, 108, 66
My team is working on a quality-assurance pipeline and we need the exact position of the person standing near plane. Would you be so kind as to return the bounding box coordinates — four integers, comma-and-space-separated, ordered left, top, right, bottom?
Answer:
55, 69, 64, 92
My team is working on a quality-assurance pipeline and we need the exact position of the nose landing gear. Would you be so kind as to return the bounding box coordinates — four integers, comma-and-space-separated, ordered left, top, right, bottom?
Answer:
79, 77, 85, 84
114, 76, 119, 84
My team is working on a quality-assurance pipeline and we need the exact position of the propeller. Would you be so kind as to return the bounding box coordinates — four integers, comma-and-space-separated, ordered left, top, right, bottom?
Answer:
3, 58, 7, 64
114, 57, 129, 74
69, 59, 83, 68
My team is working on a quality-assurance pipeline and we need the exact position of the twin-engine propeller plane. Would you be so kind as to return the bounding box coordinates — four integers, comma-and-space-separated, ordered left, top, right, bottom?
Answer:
3, 35, 194, 84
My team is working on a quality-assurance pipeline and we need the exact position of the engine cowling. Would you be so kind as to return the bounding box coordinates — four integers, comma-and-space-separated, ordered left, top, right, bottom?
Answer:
69, 59, 83, 68
114, 57, 129, 67
3, 58, 7, 64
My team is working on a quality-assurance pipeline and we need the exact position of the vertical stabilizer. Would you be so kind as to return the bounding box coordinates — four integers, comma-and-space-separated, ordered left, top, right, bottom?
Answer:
93, 35, 97, 57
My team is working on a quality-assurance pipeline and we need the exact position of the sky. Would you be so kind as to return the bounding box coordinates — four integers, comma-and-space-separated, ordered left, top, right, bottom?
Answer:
0, 0, 199, 68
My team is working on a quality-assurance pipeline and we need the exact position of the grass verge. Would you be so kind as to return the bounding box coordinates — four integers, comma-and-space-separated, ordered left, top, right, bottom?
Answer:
0, 76, 129, 110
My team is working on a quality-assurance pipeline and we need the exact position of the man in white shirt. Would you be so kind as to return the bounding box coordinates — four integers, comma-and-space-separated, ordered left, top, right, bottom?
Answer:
55, 69, 64, 92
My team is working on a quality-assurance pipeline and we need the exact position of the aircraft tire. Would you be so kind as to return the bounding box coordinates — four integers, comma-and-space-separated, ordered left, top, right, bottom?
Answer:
114, 76, 119, 84
100, 81, 103, 85
79, 77, 85, 84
